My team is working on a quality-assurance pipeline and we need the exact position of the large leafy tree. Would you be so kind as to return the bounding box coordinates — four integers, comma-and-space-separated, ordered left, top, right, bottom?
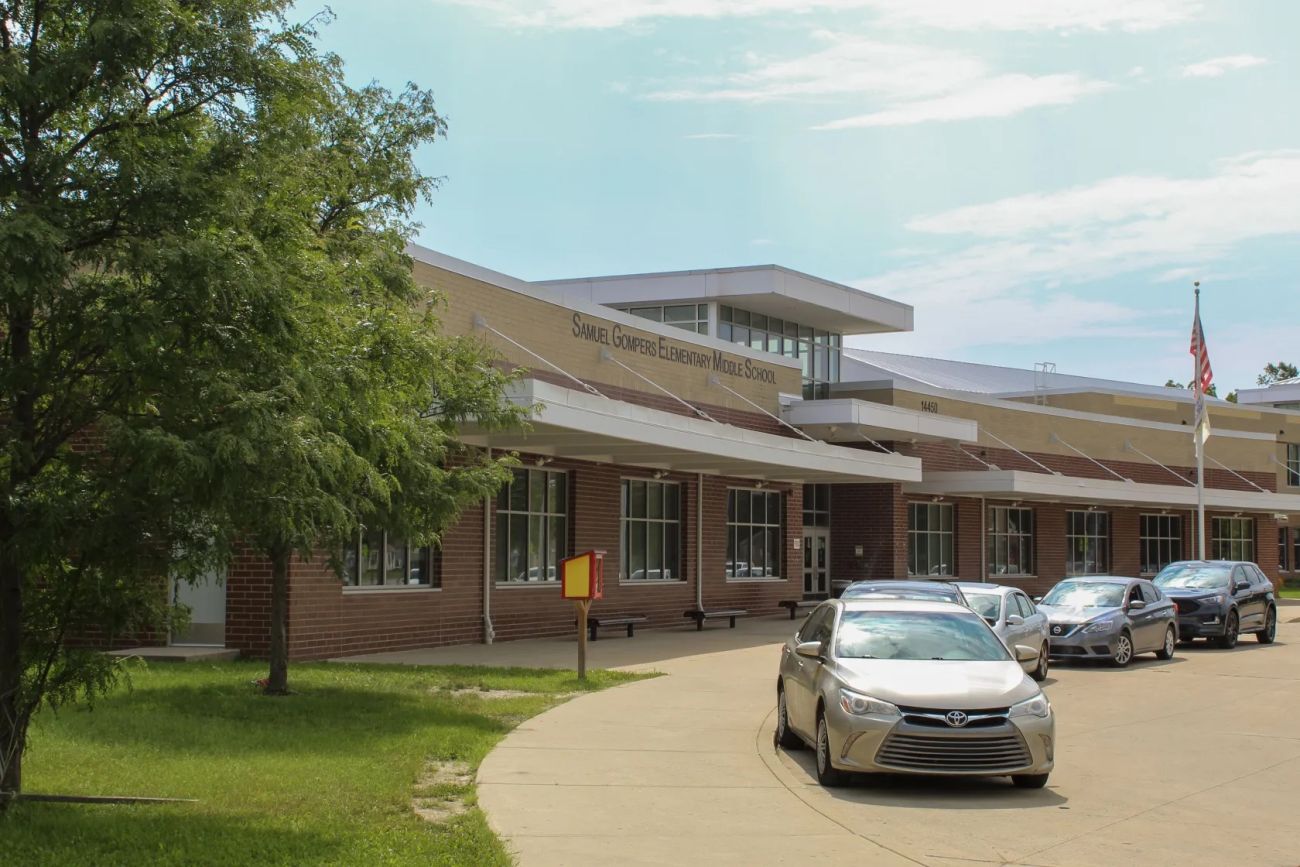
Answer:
1258, 361, 1298, 385
0, 1, 518, 805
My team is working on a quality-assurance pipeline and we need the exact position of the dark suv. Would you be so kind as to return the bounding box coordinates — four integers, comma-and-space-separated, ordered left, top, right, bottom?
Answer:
1152, 561, 1278, 648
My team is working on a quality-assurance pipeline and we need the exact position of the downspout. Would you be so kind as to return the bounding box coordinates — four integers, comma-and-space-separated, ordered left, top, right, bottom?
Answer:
482, 448, 495, 645
696, 472, 705, 610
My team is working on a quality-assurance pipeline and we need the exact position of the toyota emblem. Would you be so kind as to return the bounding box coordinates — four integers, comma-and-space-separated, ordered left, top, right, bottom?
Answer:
945, 711, 969, 728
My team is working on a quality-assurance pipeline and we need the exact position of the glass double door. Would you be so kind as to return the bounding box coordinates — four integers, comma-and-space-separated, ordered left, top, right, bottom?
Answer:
802, 528, 829, 598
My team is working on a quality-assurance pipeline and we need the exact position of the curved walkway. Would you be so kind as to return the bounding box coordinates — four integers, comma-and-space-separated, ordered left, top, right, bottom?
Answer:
476, 611, 1300, 867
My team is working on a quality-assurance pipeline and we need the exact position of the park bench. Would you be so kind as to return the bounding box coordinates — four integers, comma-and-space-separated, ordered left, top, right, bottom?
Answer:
579, 613, 648, 641
683, 608, 747, 631
778, 599, 821, 620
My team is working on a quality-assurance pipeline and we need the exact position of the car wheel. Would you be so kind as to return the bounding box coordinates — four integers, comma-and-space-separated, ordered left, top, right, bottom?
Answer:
1256, 606, 1277, 645
774, 685, 804, 750
1030, 643, 1049, 682
1110, 631, 1133, 667
1217, 611, 1239, 649
1155, 625, 1176, 660
815, 710, 849, 787
1012, 773, 1050, 789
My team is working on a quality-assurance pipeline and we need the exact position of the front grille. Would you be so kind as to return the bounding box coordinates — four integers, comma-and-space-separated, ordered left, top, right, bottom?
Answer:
1051, 644, 1085, 655
1049, 623, 1078, 638
1174, 599, 1200, 614
876, 732, 1032, 773
897, 706, 1010, 729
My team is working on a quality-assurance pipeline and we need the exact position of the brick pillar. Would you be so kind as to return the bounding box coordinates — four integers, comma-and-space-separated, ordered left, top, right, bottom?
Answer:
830, 483, 906, 581
1112, 508, 1141, 577
955, 497, 983, 581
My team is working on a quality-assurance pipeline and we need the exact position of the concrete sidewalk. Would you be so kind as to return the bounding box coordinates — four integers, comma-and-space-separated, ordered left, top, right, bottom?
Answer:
469, 616, 1300, 867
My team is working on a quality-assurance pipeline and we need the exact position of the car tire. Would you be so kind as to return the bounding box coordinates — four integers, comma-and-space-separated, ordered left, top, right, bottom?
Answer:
1256, 606, 1277, 645
1030, 644, 1049, 682
1155, 625, 1176, 660
1012, 773, 1050, 789
774, 685, 804, 750
1110, 630, 1134, 667
1217, 610, 1239, 649
815, 710, 849, 787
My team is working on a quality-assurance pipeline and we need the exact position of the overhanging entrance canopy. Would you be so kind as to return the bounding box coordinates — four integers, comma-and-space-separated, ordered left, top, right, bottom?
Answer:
784, 398, 978, 445
460, 379, 923, 484
906, 470, 1300, 514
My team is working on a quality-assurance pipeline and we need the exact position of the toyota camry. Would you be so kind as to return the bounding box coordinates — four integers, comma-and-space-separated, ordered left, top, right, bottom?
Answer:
775, 598, 1054, 789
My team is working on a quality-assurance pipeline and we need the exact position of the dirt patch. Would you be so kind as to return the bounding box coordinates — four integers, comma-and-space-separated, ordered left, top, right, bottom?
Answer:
440, 687, 574, 700
412, 759, 473, 824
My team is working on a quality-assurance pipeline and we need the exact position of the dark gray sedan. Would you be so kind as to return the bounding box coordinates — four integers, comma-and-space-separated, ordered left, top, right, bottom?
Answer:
1153, 560, 1278, 648
1036, 577, 1178, 667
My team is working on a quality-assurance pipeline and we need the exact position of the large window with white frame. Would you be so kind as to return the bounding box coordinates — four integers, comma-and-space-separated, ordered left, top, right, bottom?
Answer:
1287, 444, 1300, 487
988, 506, 1035, 576
1139, 514, 1182, 575
621, 479, 682, 581
341, 529, 436, 588
726, 488, 783, 579
717, 305, 842, 400
495, 468, 568, 583
1066, 510, 1110, 576
1211, 516, 1255, 562
908, 502, 954, 577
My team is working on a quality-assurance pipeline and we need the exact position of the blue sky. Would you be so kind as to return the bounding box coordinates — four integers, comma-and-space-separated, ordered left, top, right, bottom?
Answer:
306, 0, 1299, 394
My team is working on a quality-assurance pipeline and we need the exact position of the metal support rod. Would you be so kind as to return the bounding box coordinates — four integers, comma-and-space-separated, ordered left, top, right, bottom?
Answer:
709, 375, 818, 442
600, 349, 718, 422
981, 429, 1060, 475
856, 431, 896, 455
1048, 432, 1131, 482
474, 314, 606, 398
957, 444, 998, 470
1123, 440, 1195, 487
1205, 454, 1270, 493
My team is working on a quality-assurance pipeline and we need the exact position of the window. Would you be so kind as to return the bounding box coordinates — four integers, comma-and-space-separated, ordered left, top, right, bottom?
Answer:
1287, 444, 1300, 487
1014, 594, 1036, 618
1294, 530, 1299, 576
620, 479, 681, 581
726, 488, 783, 578
1140, 515, 1182, 575
908, 502, 954, 577
623, 303, 709, 335
341, 529, 435, 588
797, 604, 834, 643
495, 468, 568, 583
802, 484, 830, 527
1211, 516, 1255, 562
1066, 510, 1110, 576
718, 305, 842, 399
988, 506, 1034, 576
1280, 528, 1290, 572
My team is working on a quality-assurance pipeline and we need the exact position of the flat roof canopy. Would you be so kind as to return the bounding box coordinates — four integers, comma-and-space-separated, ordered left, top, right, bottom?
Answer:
784, 398, 979, 445
906, 470, 1300, 515
460, 379, 923, 484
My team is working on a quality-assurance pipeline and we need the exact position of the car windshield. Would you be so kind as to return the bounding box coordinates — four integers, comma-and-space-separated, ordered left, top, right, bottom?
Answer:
843, 585, 959, 604
834, 611, 1010, 661
1040, 581, 1125, 608
1153, 565, 1231, 590
963, 592, 1000, 621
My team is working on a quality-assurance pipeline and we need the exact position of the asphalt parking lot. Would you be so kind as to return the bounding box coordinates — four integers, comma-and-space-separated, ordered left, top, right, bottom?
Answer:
391, 603, 1300, 866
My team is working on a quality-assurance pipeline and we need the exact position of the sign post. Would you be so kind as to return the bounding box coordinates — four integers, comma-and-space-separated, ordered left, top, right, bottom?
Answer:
560, 550, 604, 680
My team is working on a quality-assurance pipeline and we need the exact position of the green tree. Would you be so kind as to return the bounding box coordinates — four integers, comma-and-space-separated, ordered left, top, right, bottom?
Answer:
1258, 361, 1298, 385
0, 1, 519, 804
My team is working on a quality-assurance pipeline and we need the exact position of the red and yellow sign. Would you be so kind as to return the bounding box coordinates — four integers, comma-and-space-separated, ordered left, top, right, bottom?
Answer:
561, 550, 604, 600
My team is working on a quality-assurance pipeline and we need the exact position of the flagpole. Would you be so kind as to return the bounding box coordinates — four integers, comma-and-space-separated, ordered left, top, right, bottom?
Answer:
1194, 281, 1207, 560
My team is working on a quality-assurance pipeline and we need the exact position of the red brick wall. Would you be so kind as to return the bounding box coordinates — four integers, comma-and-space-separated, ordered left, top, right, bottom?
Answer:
830, 483, 907, 581
225, 543, 274, 657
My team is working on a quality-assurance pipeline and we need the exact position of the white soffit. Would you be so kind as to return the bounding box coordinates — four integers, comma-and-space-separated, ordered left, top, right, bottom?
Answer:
905, 470, 1300, 514
784, 398, 979, 445
459, 379, 923, 484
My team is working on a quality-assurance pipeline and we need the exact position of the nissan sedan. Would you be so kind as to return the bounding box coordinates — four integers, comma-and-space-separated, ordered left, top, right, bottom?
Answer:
775, 598, 1054, 789
1037, 577, 1177, 667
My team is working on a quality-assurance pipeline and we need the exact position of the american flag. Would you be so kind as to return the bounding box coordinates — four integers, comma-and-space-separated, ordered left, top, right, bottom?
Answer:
1189, 290, 1213, 438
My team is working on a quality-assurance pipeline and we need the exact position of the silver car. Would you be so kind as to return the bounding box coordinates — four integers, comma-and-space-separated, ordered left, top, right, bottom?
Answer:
954, 583, 1050, 682
1037, 577, 1178, 667
775, 598, 1055, 789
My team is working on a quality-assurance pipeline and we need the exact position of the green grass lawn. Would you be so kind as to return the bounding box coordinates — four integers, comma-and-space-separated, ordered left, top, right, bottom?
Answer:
2, 660, 646, 866
1280, 587, 1300, 599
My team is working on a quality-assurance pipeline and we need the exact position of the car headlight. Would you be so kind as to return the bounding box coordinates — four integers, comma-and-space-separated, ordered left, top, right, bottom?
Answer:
1009, 693, 1051, 720
838, 689, 901, 718
1082, 618, 1118, 634
1199, 595, 1226, 607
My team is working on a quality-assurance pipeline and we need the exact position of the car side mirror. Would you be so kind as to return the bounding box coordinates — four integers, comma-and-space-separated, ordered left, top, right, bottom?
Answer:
1014, 644, 1039, 663
1128, 599, 1147, 611
1032, 596, 1043, 604
1005, 614, 1024, 626
794, 640, 824, 660
1233, 582, 1250, 593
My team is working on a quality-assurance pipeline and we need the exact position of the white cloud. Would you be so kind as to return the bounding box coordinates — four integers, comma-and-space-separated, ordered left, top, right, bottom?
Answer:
449, 0, 1199, 31
852, 151, 1300, 354
647, 34, 1109, 128
1181, 54, 1267, 78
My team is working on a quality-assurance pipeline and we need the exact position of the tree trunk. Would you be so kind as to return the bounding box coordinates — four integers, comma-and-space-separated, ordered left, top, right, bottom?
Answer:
264, 542, 291, 696
0, 513, 24, 808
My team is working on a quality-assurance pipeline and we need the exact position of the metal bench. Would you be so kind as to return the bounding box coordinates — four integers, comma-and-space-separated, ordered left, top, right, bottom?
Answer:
778, 599, 821, 620
579, 613, 648, 641
683, 608, 747, 631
